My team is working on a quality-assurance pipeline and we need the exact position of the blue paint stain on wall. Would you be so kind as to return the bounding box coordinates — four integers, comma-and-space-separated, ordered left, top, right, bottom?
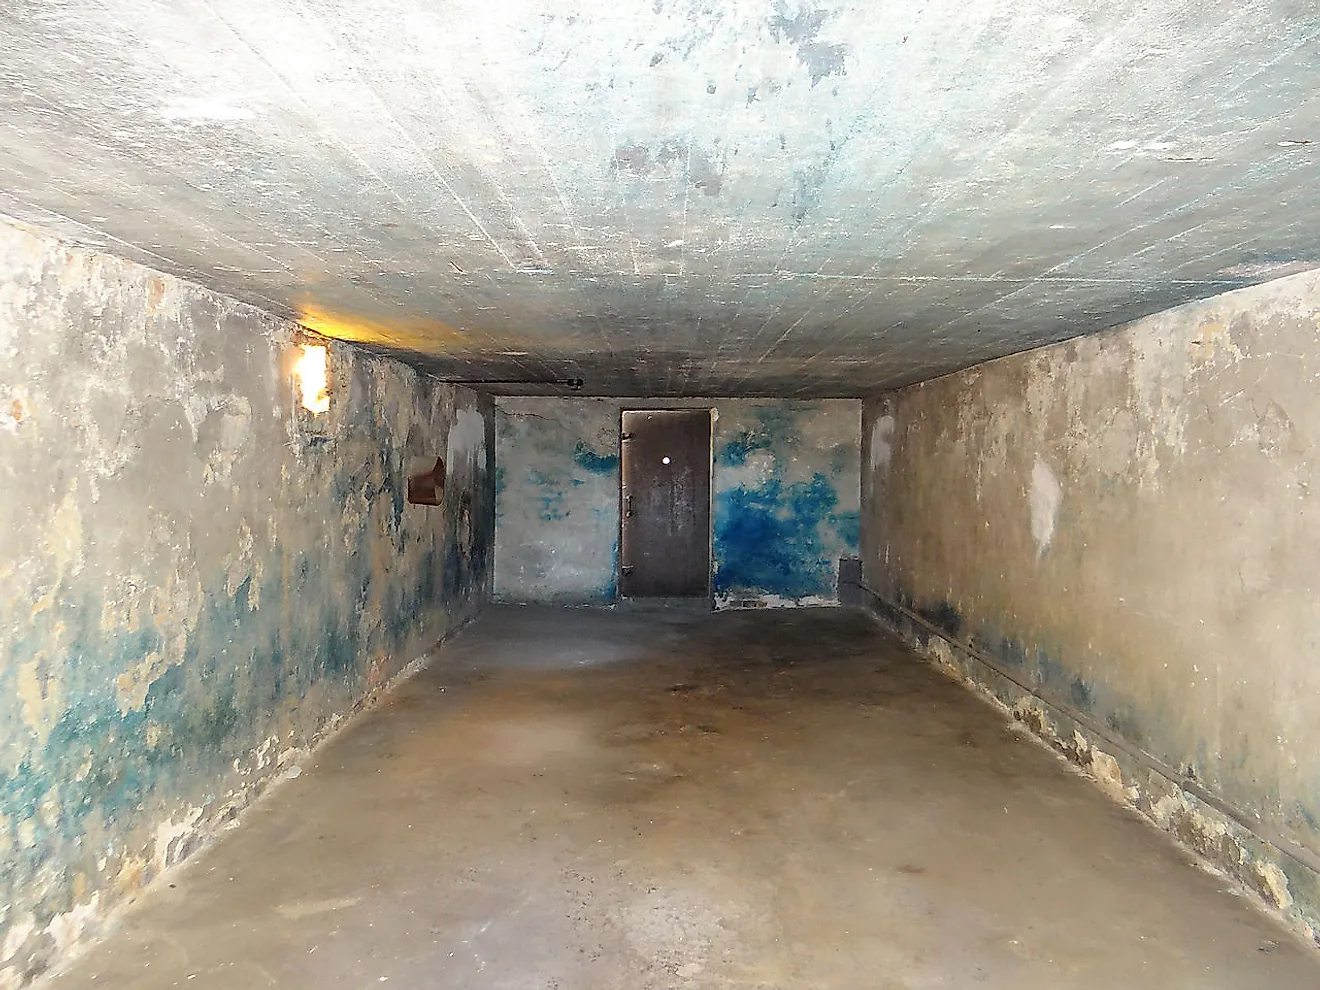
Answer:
495, 398, 857, 606
494, 401, 621, 602
602, 537, 620, 600
717, 431, 771, 466
712, 402, 860, 603
715, 474, 840, 598
830, 509, 860, 549
539, 489, 567, 521
830, 445, 851, 476
572, 441, 619, 475
0, 244, 495, 977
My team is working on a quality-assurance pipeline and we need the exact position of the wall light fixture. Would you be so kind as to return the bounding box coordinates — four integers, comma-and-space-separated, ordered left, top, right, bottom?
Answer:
293, 342, 331, 414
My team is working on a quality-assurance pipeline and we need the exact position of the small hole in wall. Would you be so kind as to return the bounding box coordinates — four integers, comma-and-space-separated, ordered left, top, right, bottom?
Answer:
662, 456, 671, 465
407, 457, 445, 505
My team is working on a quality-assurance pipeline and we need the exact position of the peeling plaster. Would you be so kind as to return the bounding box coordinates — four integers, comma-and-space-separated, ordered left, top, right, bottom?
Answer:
866, 593, 1319, 945
869, 415, 894, 472
3, 0, 1315, 395
494, 398, 860, 605
1028, 457, 1061, 556
0, 218, 494, 987
861, 264, 1320, 941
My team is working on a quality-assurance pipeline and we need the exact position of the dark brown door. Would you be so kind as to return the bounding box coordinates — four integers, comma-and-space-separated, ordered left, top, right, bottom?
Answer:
619, 409, 711, 598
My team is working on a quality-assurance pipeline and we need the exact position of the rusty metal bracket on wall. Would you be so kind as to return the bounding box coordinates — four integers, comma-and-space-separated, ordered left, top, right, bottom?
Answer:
407, 457, 445, 505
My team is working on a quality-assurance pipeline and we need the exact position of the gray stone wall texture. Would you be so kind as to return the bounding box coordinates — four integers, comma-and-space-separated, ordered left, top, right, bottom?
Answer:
862, 267, 1320, 939
0, 219, 494, 986
494, 397, 860, 606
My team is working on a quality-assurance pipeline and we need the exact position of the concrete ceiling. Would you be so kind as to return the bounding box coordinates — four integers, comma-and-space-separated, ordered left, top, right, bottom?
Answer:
2, 0, 1318, 396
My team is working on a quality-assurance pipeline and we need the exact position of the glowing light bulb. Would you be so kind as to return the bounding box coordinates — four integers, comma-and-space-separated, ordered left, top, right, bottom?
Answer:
294, 344, 330, 414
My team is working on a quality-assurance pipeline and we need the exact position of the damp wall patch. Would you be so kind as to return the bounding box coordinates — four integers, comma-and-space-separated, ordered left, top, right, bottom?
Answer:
493, 399, 621, 601
0, 218, 494, 986
493, 397, 859, 605
860, 266, 1320, 931
712, 400, 860, 606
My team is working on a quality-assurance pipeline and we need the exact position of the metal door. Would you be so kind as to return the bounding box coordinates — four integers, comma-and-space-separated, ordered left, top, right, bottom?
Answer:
619, 409, 711, 598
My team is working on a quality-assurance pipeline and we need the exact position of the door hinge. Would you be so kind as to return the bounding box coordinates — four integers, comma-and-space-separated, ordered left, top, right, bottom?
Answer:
621, 565, 635, 576
620, 432, 634, 441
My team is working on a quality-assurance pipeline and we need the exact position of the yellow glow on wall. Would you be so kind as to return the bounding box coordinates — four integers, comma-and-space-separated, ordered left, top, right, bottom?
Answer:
294, 300, 585, 374
298, 303, 469, 353
294, 343, 330, 414
296, 301, 576, 356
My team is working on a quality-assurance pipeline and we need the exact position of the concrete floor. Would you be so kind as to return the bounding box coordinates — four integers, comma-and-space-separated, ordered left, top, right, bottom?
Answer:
45, 606, 1320, 989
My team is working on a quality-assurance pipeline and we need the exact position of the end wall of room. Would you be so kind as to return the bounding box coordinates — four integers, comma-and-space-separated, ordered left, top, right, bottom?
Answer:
859, 267, 1320, 937
0, 219, 495, 985
494, 397, 860, 607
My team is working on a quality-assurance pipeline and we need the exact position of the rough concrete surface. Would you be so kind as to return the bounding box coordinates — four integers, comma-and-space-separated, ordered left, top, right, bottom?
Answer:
0, 218, 494, 987
4, 1, 1320, 394
494, 397, 858, 605
854, 581, 1320, 955
861, 264, 1320, 935
36, 606, 1320, 989
712, 400, 859, 606
494, 398, 623, 601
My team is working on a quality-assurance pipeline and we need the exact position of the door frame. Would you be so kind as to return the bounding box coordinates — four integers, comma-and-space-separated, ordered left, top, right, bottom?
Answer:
617, 407, 715, 602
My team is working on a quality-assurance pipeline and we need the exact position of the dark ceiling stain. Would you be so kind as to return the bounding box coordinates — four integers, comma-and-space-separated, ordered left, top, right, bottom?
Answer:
613, 139, 724, 196
614, 142, 653, 174
643, 0, 727, 61
770, 2, 848, 86
689, 147, 723, 196
3, 0, 1315, 397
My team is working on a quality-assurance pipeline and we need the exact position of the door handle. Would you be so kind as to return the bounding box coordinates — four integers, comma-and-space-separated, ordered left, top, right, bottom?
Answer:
624, 494, 634, 518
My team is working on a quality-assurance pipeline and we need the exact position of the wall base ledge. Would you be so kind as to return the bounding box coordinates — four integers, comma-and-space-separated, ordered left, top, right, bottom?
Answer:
844, 577, 1320, 950
26, 604, 486, 988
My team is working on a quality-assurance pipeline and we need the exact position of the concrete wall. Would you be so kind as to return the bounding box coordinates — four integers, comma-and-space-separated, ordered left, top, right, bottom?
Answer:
860, 268, 1320, 936
713, 400, 861, 605
0, 219, 494, 985
493, 398, 621, 601
495, 397, 859, 606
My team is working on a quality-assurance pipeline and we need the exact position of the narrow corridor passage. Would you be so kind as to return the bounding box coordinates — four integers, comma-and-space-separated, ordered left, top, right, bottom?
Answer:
45, 607, 1320, 989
